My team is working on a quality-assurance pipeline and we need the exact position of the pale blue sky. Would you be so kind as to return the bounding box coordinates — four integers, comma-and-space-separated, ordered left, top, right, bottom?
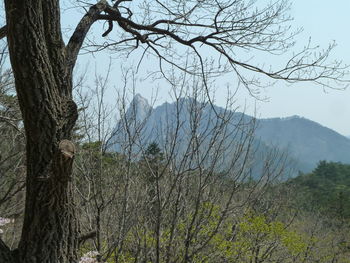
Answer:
0, 1, 344, 136
256, 0, 350, 136
60, 0, 350, 136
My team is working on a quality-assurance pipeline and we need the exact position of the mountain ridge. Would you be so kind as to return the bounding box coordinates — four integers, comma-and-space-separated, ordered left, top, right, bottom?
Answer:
109, 95, 350, 173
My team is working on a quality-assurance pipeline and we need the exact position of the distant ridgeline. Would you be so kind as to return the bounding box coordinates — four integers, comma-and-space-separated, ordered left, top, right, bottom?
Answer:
107, 94, 350, 177
256, 116, 350, 172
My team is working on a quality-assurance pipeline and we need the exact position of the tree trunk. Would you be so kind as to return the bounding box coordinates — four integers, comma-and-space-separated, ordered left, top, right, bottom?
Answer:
2, 0, 79, 262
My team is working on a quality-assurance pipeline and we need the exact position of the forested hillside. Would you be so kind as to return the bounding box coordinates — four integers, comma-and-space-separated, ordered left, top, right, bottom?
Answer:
257, 117, 350, 172
290, 161, 350, 221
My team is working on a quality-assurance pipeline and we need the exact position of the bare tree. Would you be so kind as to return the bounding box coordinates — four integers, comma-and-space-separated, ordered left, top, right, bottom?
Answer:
71, 68, 298, 262
0, 44, 25, 251
0, 0, 348, 262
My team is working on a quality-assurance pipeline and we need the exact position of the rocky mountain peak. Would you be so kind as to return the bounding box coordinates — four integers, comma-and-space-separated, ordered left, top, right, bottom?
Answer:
126, 94, 152, 121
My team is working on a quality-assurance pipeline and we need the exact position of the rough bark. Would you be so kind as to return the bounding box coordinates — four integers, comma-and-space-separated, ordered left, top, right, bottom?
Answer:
2, 0, 79, 262
0, 239, 15, 262
0, 0, 108, 261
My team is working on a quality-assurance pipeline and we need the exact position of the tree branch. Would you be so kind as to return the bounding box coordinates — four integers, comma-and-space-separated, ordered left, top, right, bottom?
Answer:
0, 115, 23, 134
66, 0, 107, 76
78, 230, 97, 246
90, 0, 349, 92
0, 25, 7, 40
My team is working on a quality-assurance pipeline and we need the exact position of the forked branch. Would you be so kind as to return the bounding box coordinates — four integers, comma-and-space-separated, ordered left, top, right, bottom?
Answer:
84, 0, 349, 92
68, 0, 349, 94
66, 0, 108, 76
0, 26, 7, 40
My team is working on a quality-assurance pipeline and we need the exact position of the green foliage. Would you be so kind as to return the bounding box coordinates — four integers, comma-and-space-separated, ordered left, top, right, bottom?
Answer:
290, 161, 350, 221
211, 211, 311, 262
73, 146, 350, 263
98, 202, 317, 263
145, 142, 162, 158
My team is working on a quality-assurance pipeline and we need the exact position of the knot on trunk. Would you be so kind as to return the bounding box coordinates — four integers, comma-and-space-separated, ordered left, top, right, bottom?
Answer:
59, 139, 76, 159
53, 140, 76, 183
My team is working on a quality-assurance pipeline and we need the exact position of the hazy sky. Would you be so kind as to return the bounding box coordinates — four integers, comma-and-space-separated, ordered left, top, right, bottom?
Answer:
256, 0, 350, 136
63, 0, 350, 135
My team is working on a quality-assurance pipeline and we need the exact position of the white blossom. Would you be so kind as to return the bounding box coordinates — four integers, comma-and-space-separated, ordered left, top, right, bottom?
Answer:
79, 251, 100, 263
0, 217, 13, 234
0, 217, 12, 226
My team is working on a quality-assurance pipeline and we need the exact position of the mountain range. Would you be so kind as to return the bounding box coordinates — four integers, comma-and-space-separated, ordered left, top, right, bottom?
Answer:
256, 116, 350, 172
108, 94, 350, 174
